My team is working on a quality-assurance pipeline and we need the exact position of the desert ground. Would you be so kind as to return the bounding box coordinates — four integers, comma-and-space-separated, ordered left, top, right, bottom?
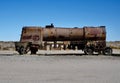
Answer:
0, 49, 120, 83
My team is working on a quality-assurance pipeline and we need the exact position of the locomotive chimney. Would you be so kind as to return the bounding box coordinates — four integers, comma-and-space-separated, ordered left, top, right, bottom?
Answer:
45, 23, 54, 28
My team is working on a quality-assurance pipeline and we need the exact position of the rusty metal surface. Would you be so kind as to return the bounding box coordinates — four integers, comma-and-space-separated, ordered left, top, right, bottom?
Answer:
56, 28, 70, 40
43, 28, 84, 41
84, 26, 106, 40
43, 28, 57, 41
20, 27, 43, 45
20, 26, 106, 44
69, 28, 84, 40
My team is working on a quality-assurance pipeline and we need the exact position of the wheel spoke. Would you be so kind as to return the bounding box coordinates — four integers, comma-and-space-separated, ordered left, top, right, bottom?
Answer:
103, 47, 112, 55
84, 48, 93, 55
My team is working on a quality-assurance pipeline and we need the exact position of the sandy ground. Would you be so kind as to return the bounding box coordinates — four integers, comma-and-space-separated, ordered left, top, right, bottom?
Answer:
0, 49, 120, 55
0, 49, 120, 83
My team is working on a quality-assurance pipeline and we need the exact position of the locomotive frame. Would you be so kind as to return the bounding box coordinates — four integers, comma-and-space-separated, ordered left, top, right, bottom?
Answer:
15, 24, 112, 55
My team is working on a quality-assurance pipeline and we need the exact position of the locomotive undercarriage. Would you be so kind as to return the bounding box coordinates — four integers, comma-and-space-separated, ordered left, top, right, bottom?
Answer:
15, 40, 112, 55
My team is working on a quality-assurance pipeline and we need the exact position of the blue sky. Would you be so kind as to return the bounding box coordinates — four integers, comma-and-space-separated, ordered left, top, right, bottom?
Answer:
0, 0, 120, 41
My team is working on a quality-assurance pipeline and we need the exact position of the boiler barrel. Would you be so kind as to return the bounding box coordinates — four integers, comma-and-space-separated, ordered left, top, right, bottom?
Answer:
43, 28, 84, 41
20, 26, 106, 43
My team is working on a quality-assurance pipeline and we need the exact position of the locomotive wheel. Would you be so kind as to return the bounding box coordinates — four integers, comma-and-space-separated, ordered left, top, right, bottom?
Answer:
19, 46, 25, 55
84, 48, 93, 55
103, 47, 112, 55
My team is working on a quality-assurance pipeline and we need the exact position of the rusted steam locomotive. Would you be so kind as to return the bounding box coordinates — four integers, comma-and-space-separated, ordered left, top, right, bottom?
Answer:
15, 24, 112, 55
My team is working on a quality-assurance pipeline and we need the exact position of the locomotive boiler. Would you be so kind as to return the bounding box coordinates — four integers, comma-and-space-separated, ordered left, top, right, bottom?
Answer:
15, 24, 112, 55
